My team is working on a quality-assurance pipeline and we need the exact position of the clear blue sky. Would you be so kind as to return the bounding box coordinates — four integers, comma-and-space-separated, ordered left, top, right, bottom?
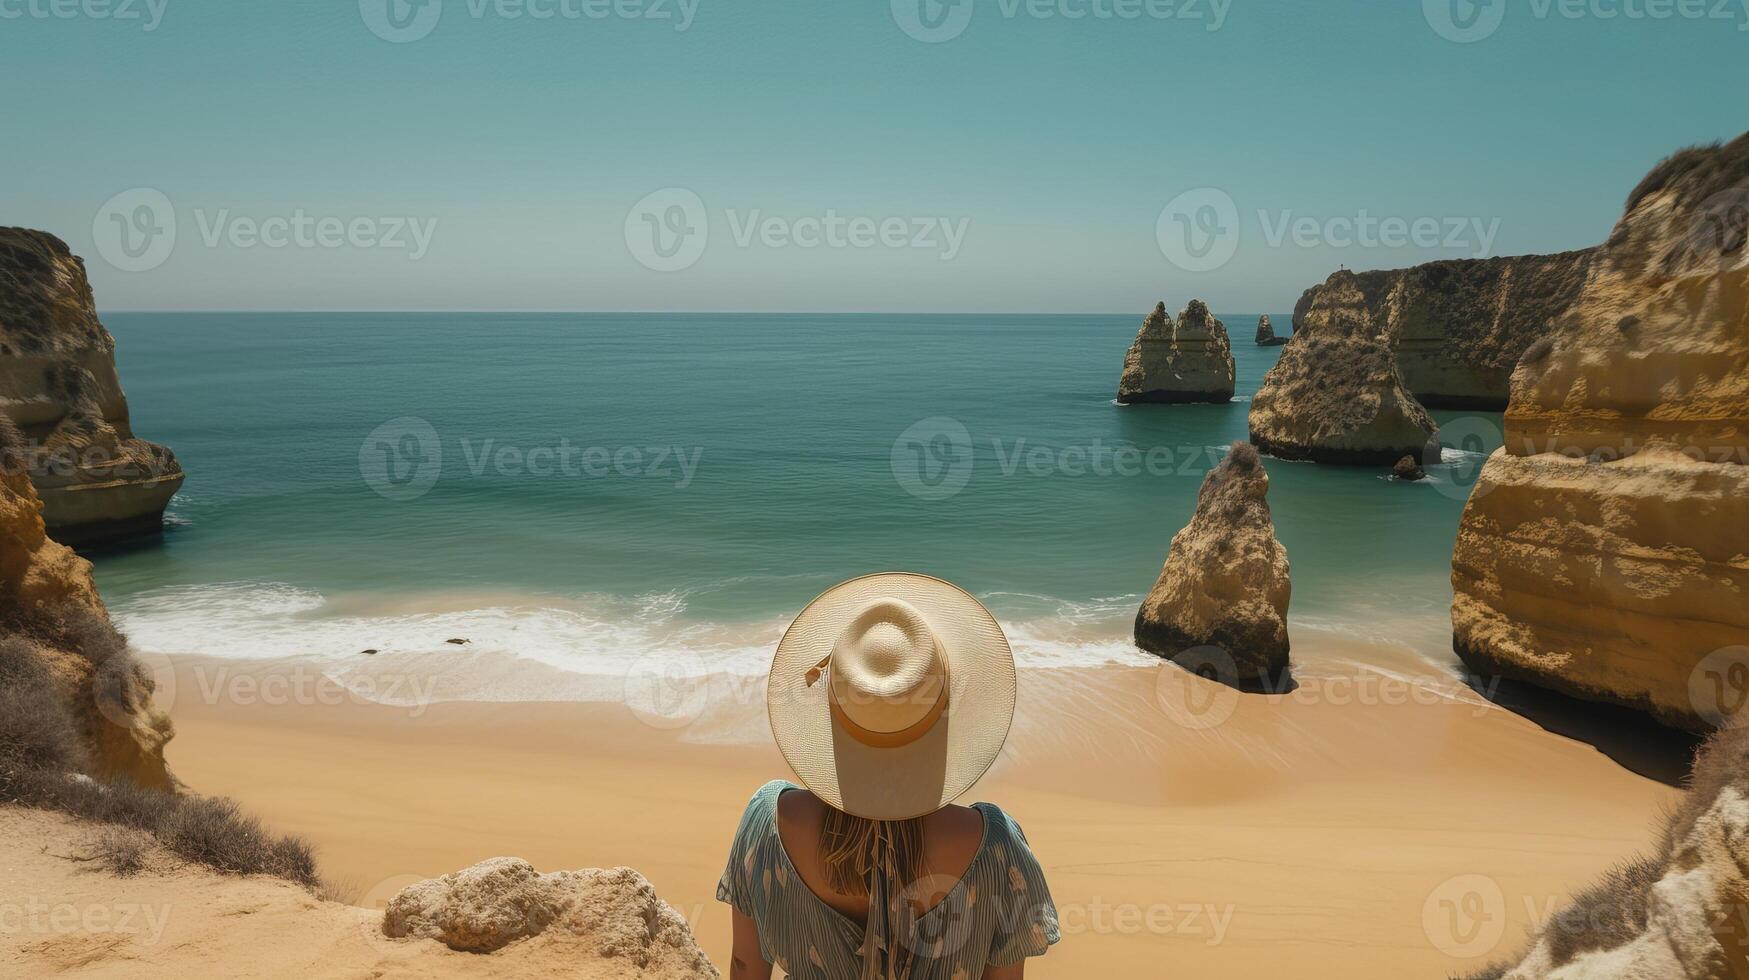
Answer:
3, 0, 1744, 313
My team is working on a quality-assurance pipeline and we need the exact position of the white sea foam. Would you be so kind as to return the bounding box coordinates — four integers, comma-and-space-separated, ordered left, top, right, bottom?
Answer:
110, 581, 1456, 712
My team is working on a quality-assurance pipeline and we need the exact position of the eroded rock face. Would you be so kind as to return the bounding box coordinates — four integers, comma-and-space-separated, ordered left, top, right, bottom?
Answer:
1255, 313, 1286, 347
1135, 442, 1290, 685
1248, 273, 1439, 465
1117, 300, 1235, 404
1479, 729, 1749, 979
1452, 134, 1749, 730
0, 466, 175, 789
0, 229, 184, 544
383, 857, 717, 977
1290, 251, 1595, 410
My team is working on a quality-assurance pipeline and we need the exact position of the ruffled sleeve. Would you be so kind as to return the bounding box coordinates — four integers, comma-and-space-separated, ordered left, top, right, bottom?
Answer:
716, 780, 786, 916
984, 809, 1061, 966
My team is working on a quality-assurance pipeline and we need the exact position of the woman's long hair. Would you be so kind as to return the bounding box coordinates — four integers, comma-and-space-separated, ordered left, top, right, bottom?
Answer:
820, 807, 928, 979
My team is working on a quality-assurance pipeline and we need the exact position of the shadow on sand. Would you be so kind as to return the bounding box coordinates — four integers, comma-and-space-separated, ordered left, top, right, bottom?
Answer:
1470, 676, 1703, 787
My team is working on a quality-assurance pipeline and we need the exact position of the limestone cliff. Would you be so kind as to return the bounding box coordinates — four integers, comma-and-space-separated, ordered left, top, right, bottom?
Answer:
1248, 272, 1439, 464
1291, 250, 1596, 410
1451, 134, 1749, 731
1255, 313, 1286, 346
0, 465, 175, 789
0, 228, 184, 544
1117, 300, 1235, 404
1135, 443, 1290, 685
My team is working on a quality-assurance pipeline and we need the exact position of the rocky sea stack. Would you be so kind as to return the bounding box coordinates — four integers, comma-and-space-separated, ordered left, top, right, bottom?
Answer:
1291, 250, 1596, 410
0, 228, 184, 545
1248, 272, 1439, 465
1254, 313, 1286, 346
1135, 442, 1290, 686
1117, 300, 1235, 404
1451, 133, 1749, 731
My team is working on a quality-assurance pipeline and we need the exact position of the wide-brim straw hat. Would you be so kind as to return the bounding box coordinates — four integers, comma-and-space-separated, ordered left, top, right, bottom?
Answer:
768, 572, 1016, 821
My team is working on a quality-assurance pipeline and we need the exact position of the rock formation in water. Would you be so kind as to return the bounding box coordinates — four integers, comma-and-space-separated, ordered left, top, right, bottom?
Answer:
1248, 273, 1440, 465
1451, 133, 1749, 731
1468, 727, 1749, 979
0, 462, 175, 788
1135, 442, 1290, 685
384, 857, 718, 976
0, 228, 184, 544
1291, 251, 1596, 410
1117, 300, 1236, 404
1391, 455, 1426, 482
1254, 313, 1286, 346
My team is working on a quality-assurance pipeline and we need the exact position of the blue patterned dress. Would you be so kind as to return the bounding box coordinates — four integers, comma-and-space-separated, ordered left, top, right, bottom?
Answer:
718, 781, 1060, 978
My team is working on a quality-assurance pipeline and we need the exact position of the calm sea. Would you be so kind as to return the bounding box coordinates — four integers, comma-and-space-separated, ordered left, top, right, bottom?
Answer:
91, 313, 1501, 697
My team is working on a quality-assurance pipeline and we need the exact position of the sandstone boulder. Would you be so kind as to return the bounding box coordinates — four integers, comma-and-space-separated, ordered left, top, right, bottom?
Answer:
1117, 300, 1235, 404
1452, 133, 1749, 730
1135, 442, 1290, 685
383, 857, 717, 977
0, 228, 184, 544
1255, 313, 1286, 346
1248, 272, 1439, 464
1392, 455, 1426, 482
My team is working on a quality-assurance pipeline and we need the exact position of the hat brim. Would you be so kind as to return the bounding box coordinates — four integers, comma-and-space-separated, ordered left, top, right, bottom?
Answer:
768, 573, 1016, 821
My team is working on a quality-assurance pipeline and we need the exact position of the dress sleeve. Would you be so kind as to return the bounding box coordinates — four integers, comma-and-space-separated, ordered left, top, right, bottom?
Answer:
717, 781, 781, 916
987, 812, 1061, 966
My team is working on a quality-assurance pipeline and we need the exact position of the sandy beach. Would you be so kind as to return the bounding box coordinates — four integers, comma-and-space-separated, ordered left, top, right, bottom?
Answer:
148, 631, 1686, 979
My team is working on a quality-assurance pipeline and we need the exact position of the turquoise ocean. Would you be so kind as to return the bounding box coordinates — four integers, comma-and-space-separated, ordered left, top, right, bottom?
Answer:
91, 313, 1502, 700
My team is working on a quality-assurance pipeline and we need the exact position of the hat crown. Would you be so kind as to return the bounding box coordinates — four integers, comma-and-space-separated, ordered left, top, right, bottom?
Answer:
830, 599, 948, 736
